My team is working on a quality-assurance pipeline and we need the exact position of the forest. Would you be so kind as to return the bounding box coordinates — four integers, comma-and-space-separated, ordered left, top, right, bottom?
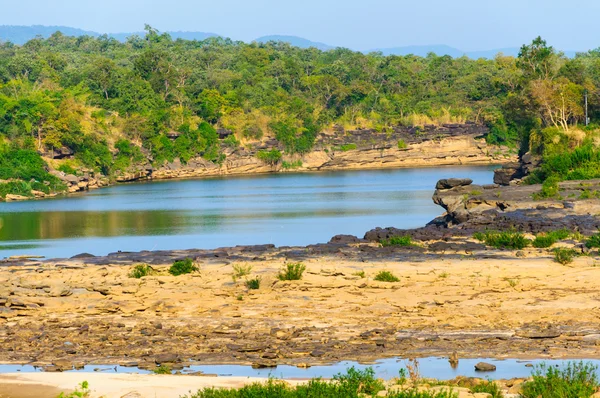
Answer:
0, 26, 599, 197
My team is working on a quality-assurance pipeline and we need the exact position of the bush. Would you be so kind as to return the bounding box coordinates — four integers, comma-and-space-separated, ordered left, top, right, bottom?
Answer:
586, 233, 600, 248
339, 143, 357, 151
129, 264, 154, 278
57, 381, 90, 398
380, 235, 413, 247
245, 276, 261, 290
182, 367, 456, 398
232, 264, 253, 281
281, 160, 302, 170
169, 258, 198, 276
0, 181, 33, 198
548, 229, 570, 241
398, 139, 407, 149
473, 230, 530, 250
532, 234, 556, 248
520, 361, 598, 398
470, 381, 502, 398
553, 248, 576, 265
533, 176, 560, 199
256, 149, 282, 165
278, 262, 306, 281
153, 365, 172, 374
374, 271, 400, 282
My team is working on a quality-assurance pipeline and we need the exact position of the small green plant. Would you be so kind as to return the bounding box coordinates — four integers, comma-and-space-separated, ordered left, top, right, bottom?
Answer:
232, 264, 253, 281
278, 262, 306, 281
533, 176, 560, 199
256, 149, 282, 165
532, 234, 556, 248
503, 277, 519, 288
438, 272, 449, 279
380, 235, 413, 247
473, 230, 530, 250
553, 248, 576, 265
548, 229, 571, 240
245, 276, 261, 290
57, 381, 90, 398
374, 270, 400, 282
339, 143, 357, 151
586, 232, 600, 248
129, 263, 154, 278
470, 380, 503, 398
169, 258, 198, 276
520, 361, 598, 398
153, 365, 172, 374
353, 270, 366, 278
397, 139, 407, 149
236, 294, 244, 301
281, 160, 303, 169
222, 134, 240, 148
469, 190, 483, 196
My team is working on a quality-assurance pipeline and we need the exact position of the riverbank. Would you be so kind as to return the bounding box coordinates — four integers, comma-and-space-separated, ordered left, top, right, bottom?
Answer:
3, 124, 515, 202
2, 232, 600, 370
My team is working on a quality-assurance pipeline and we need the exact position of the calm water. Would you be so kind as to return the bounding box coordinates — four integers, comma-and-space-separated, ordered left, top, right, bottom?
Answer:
0, 167, 496, 259
0, 358, 595, 380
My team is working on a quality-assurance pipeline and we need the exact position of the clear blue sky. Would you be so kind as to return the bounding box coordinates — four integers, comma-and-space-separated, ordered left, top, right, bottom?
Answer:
1, 0, 599, 51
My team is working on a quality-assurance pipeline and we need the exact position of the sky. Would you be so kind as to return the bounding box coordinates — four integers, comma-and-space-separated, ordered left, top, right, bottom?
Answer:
1, 0, 599, 51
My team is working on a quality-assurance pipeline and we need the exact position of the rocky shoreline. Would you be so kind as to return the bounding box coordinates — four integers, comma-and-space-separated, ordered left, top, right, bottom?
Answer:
3, 123, 514, 201
2, 177, 600, 373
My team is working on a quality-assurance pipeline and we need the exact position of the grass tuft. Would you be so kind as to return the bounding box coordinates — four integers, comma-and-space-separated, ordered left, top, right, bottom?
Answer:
374, 270, 400, 282
245, 276, 261, 290
473, 230, 530, 250
520, 361, 598, 398
553, 248, 576, 265
278, 263, 306, 281
381, 235, 413, 247
169, 258, 199, 276
128, 264, 154, 279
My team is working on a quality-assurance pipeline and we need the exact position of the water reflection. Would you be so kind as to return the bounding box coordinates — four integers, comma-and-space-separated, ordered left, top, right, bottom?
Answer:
0, 167, 496, 258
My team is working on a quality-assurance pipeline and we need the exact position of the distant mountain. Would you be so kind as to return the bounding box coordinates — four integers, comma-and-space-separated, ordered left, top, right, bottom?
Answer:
254, 35, 334, 51
372, 45, 464, 57
0, 25, 219, 45
0, 25, 582, 59
0, 25, 98, 44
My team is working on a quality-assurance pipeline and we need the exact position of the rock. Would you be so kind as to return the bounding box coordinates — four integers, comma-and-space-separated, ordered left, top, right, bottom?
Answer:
154, 353, 179, 364
329, 235, 366, 244
474, 362, 496, 371
70, 253, 96, 259
251, 360, 277, 369
120, 393, 144, 398
5, 194, 29, 201
435, 178, 473, 190
53, 359, 74, 371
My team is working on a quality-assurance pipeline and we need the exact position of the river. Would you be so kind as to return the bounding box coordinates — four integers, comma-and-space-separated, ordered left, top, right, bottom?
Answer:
0, 166, 496, 259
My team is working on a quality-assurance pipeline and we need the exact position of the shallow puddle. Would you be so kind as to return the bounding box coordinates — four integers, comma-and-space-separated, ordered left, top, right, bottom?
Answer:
2, 357, 599, 380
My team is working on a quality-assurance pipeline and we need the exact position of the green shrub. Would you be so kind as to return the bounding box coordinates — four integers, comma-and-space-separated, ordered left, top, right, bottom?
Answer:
182, 367, 456, 398
398, 139, 407, 149
374, 271, 400, 282
533, 176, 560, 199
473, 230, 530, 250
470, 381, 503, 398
57, 163, 78, 175
222, 134, 240, 148
520, 361, 598, 398
548, 229, 571, 241
281, 160, 302, 170
0, 181, 33, 198
153, 365, 172, 374
380, 235, 413, 247
169, 258, 198, 276
339, 143, 357, 151
553, 248, 576, 265
532, 234, 556, 248
256, 149, 282, 165
57, 381, 90, 398
586, 233, 600, 248
129, 264, 154, 278
278, 262, 306, 281
232, 264, 253, 281
245, 276, 261, 290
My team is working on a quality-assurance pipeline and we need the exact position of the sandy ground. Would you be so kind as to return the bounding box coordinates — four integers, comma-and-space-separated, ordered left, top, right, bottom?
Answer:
1, 240, 600, 377
0, 373, 298, 398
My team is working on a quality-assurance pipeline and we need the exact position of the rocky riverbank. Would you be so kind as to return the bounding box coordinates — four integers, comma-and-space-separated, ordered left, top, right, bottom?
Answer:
2, 176, 599, 379
3, 123, 514, 201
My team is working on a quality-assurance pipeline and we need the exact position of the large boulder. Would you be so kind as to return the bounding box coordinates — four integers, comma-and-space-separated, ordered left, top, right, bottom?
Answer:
435, 178, 473, 190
